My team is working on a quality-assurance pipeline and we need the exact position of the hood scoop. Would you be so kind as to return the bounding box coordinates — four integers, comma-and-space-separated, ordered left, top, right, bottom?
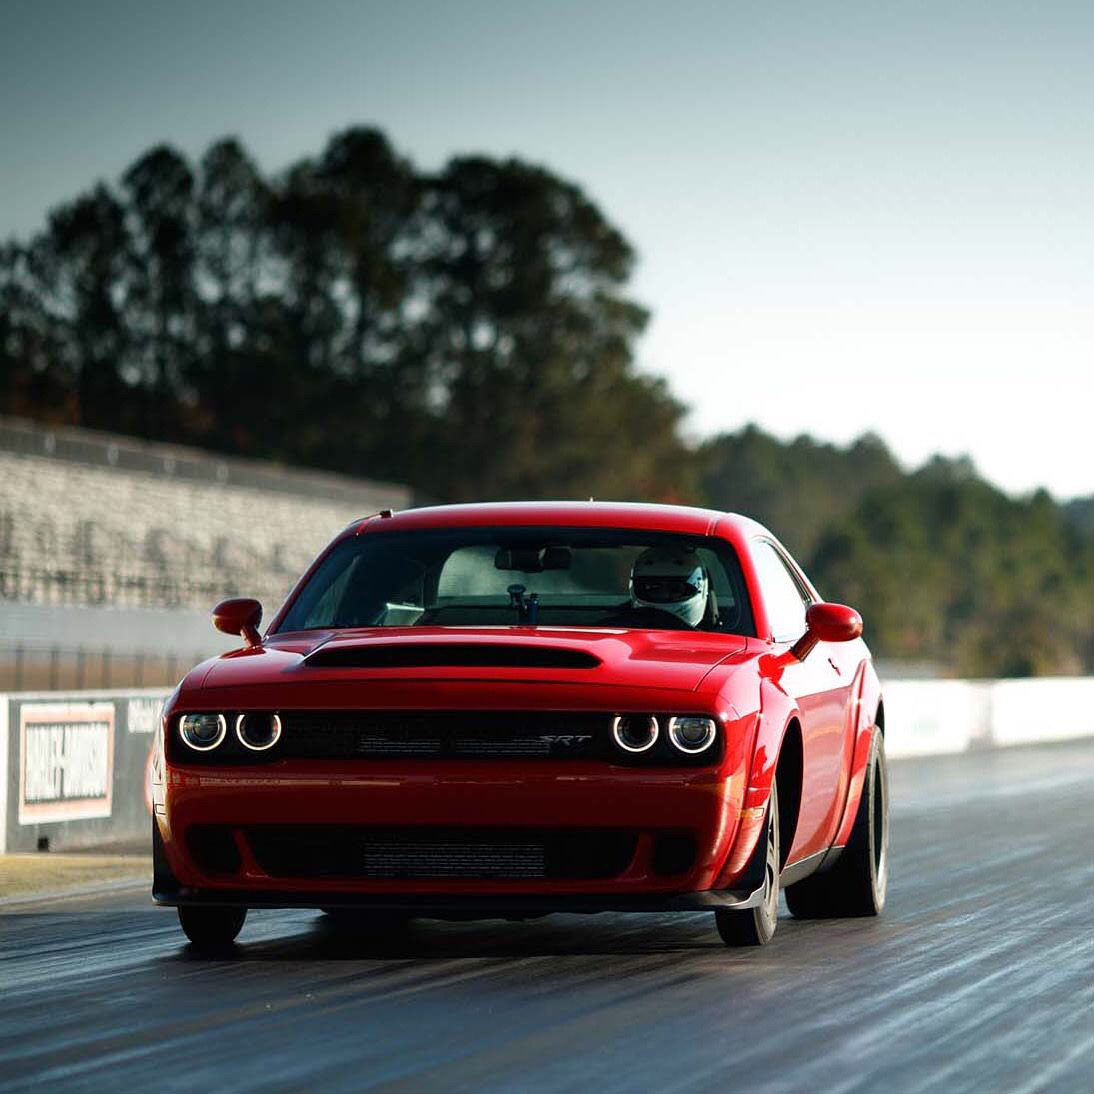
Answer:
305, 643, 601, 671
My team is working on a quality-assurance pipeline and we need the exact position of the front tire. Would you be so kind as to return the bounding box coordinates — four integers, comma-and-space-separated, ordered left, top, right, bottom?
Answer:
785, 728, 889, 918
715, 780, 780, 947
178, 905, 247, 948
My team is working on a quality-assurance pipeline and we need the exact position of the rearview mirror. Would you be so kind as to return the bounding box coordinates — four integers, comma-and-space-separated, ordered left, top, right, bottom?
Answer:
791, 602, 862, 661
212, 597, 263, 648
494, 546, 572, 572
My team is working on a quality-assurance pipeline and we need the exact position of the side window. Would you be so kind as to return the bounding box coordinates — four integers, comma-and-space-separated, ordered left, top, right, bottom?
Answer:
752, 541, 810, 642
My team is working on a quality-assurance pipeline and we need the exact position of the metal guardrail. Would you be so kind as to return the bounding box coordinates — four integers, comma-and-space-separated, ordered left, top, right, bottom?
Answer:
0, 414, 411, 507
0, 643, 204, 691
0, 566, 242, 612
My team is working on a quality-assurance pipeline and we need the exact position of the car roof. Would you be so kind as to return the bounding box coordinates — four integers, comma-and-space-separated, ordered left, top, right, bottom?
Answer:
351, 501, 769, 539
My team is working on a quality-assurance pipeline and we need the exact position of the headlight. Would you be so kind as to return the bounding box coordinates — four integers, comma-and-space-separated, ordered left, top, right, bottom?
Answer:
667, 716, 717, 754
179, 713, 227, 751
612, 714, 659, 753
235, 712, 282, 752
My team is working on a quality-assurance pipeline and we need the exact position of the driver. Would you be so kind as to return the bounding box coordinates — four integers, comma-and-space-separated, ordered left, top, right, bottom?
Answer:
628, 545, 709, 628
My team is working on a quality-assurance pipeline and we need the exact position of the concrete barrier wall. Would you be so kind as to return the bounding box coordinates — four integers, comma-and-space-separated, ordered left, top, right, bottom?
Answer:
989, 678, 1094, 746
881, 681, 992, 757
881, 677, 1094, 758
1, 676, 1092, 851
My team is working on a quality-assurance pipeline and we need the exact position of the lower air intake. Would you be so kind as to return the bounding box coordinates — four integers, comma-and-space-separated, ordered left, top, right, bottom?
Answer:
362, 839, 546, 880
245, 827, 635, 881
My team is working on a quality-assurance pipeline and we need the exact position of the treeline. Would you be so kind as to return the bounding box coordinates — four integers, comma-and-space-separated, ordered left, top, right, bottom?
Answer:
700, 430, 1094, 678
2, 129, 1091, 676
0, 128, 690, 501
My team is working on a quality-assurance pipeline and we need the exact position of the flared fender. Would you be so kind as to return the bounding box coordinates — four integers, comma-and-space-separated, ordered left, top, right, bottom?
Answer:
712, 676, 799, 888
832, 660, 883, 848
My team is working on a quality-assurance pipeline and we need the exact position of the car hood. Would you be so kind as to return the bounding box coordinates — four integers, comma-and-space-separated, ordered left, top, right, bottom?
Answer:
197, 626, 749, 696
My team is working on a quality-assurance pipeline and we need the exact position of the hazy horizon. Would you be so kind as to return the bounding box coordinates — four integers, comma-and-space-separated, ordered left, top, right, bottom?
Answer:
3, 0, 1092, 500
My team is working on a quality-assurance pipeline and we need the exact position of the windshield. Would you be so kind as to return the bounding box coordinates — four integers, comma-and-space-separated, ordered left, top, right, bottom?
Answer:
277, 526, 754, 635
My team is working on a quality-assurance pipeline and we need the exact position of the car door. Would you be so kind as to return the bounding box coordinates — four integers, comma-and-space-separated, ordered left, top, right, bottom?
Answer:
751, 540, 849, 862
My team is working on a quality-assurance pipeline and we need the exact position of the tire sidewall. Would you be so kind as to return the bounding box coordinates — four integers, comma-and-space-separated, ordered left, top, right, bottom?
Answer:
865, 729, 889, 913
755, 779, 780, 942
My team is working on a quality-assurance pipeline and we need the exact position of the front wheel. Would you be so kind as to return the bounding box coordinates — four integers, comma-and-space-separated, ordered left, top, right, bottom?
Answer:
177, 905, 247, 948
785, 729, 889, 918
715, 779, 780, 947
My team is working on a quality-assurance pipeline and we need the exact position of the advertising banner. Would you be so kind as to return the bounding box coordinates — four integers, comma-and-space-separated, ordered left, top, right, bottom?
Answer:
18, 702, 115, 824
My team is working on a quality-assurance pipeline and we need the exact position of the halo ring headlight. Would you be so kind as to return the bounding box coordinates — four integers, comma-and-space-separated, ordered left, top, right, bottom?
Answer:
179, 713, 227, 752
612, 714, 659, 754
667, 716, 717, 754
235, 713, 282, 752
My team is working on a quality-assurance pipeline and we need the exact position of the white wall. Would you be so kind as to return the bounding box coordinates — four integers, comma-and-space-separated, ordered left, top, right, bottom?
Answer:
883, 677, 1094, 758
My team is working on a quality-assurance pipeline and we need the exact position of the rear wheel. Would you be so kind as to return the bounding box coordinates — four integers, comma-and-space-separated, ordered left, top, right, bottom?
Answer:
177, 905, 247, 948
785, 729, 889, 918
715, 780, 780, 947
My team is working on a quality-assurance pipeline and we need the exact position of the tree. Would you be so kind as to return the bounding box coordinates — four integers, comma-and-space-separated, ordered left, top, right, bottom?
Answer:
121, 144, 197, 438
188, 138, 271, 452
808, 464, 1094, 676
273, 128, 421, 473
408, 155, 690, 500
698, 426, 902, 559
1, 240, 63, 419
41, 185, 131, 427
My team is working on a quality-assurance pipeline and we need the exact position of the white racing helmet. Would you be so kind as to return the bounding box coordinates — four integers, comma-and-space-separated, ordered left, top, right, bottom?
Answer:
630, 545, 709, 627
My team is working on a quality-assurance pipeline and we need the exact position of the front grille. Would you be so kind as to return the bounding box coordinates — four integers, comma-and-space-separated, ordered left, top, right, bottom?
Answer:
277, 711, 610, 761
245, 826, 636, 881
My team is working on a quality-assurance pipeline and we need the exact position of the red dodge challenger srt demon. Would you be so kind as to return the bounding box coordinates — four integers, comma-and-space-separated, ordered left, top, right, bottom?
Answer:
153, 502, 889, 948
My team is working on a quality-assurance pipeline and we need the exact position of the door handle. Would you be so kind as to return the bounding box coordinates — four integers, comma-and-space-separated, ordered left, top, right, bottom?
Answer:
827, 657, 841, 675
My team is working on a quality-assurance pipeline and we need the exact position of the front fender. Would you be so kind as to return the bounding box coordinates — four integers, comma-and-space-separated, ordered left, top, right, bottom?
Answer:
832, 660, 883, 848
712, 673, 800, 888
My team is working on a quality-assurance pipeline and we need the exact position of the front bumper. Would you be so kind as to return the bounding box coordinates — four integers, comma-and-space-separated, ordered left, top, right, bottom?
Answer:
155, 758, 755, 911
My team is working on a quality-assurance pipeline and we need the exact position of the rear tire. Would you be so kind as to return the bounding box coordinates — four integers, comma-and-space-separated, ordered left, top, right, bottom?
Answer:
715, 780, 780, 947
177, 905, 247, 948
785, 729, 889, 918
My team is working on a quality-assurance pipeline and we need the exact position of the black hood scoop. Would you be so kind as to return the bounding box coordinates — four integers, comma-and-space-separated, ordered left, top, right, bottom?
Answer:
305, 643, 601, 670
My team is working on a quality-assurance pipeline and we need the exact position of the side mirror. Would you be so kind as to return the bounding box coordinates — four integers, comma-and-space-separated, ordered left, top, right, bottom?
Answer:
791, 602, 862, 661
212, 598, 263, 648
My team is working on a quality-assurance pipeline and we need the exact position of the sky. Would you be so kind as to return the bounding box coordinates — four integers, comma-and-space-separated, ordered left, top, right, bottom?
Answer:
2, 0, 1092, 499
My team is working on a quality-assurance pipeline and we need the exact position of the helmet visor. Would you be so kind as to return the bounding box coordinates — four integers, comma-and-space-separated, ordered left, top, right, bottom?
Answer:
633, 576, 701, 604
